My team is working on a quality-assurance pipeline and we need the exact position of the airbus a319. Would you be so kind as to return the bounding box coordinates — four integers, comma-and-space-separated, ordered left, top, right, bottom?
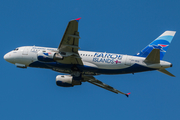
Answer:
4, 18, 176, 97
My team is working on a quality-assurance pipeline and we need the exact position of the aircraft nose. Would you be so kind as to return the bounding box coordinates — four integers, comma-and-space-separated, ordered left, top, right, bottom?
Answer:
4, 53, 11, 62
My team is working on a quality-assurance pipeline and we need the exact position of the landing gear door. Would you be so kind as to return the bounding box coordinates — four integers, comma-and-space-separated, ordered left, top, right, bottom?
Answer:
125, 55, 132, 66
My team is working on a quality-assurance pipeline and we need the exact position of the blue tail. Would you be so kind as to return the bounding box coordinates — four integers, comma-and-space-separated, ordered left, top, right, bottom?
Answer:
136, 31, 176, 60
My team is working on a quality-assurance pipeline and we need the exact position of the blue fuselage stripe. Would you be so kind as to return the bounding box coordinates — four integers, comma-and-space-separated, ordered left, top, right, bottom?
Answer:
29, 61, 155, 75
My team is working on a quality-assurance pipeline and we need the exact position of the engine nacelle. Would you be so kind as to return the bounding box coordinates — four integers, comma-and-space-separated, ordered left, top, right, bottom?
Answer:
37, 52, 63, 62
56, 75, 82, 87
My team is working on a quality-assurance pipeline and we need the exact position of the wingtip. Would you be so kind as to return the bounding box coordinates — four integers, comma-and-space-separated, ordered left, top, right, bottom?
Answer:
125, 92, 131, 97
75, 17, 81, 22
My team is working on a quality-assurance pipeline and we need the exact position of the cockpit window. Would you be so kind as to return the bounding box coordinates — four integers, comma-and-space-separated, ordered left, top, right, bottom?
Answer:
14, 48, 19, 51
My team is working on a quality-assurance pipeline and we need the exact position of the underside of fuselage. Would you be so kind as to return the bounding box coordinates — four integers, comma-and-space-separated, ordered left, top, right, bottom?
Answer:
29, 61, 156, 75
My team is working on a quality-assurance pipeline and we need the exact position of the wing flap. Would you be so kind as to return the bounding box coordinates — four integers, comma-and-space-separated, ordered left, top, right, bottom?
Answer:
62, 44, 80, 49
68, 34, 81, 39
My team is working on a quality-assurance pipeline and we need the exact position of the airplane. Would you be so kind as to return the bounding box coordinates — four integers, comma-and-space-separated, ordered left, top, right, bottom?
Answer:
3, 18, 176, 97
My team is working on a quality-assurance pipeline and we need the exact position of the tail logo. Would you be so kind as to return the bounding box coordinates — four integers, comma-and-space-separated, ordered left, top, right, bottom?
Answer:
149, 44, 168, 52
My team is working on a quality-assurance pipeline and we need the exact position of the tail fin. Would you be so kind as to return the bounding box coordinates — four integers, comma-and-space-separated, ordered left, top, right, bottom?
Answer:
136, 31, 176, 60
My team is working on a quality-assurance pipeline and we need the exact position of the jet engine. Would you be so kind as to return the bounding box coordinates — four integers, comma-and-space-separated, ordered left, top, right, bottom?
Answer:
37, 52, 63, 62
56, 75, 82, 87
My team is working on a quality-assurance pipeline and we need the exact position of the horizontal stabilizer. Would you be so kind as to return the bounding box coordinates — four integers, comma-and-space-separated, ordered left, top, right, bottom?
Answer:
158, 69, 175, 77
144, 49, 160, 63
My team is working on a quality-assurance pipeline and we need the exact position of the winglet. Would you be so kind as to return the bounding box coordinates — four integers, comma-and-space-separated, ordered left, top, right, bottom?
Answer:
75, 17, 81, 22
125, 92, 131, 97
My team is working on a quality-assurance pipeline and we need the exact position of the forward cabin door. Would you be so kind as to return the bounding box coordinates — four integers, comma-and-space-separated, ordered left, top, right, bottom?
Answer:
22, 47, 29, 55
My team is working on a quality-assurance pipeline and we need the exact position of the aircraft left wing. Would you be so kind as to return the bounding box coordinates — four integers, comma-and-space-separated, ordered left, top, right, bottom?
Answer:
58, 18, 83, 65
83, 76, 131, 97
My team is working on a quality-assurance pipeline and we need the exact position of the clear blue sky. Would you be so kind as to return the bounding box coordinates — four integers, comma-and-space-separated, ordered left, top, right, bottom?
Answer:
1, 0, 180, 120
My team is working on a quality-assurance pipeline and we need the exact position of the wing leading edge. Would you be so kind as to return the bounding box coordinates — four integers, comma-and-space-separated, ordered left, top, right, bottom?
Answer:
83, 76, 131, 97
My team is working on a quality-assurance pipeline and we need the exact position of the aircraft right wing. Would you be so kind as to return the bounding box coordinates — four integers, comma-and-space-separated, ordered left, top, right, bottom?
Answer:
83, 76, 130, 97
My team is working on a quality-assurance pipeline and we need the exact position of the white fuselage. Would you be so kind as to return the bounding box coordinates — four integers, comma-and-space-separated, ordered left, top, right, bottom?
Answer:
4, 46, 172, 75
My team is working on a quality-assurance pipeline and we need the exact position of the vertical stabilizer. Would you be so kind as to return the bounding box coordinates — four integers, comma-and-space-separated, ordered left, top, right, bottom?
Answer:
136, 31, 176, 60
